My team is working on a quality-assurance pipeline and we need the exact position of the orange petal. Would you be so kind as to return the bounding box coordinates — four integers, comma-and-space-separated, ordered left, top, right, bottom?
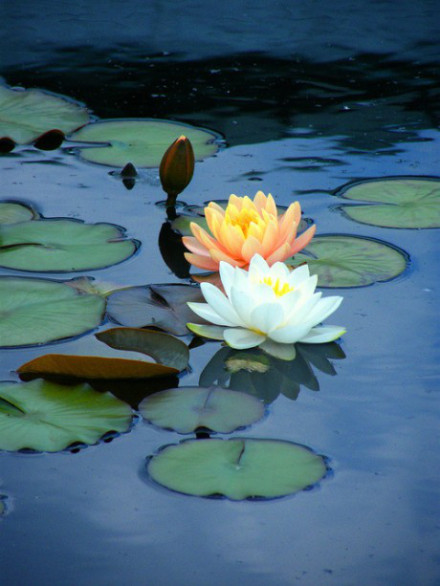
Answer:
219, 222, 244, 256
264, 193, 278, 217
205, 206, 224, 239
253, 191, 267, 212
190, 222, 229, 254
184, 252, 219, 271
210, 248, 246, 267
261, 217, 279, 256
289, 224, 316, 256
182, 236, 210, 256
278, 202, 300, 241
241, 235, 263, 262
266, 242, 292, 265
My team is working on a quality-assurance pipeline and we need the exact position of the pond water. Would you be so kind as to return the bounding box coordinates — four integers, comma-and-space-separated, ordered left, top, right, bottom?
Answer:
1, 2, 439, 585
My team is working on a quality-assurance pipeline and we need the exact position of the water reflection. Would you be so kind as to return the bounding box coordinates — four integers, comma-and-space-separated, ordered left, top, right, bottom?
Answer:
199, 343, 345, 404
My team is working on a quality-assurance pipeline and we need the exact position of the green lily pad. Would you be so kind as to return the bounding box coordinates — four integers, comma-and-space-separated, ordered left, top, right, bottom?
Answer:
147, 438, 327, 500
71, 119, 220, 167
96, 327, 189, 371
107, 283, 203, 336
0, 276, 105, 347
140, 386, 264, 433
0, 85, 89, 144
0, 219, 138, 272
0, 379, 132, 452
287, 234, 408, 287
0, 201, 38, 224
336, 177, 440, 228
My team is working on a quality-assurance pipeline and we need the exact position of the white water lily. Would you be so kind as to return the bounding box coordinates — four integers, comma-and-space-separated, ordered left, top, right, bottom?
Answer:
187, 254, 345, 360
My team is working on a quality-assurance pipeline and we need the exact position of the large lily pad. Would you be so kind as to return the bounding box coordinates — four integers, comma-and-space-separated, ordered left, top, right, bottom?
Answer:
287, 234, 408, 287
147, 438, 327, 500
0, 379, 132, 452
140, 386, 264, 433
0, 85, 89, 144
71, 119, 220, 167
0, 277, 105, 347
0, 201, 38, 224
336, 177, 440, 228
0, 219, 138, 272
107, 283, 203, 336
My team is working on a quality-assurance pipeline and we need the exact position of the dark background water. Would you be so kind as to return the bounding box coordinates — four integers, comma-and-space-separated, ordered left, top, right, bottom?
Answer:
1, 2, 439, 585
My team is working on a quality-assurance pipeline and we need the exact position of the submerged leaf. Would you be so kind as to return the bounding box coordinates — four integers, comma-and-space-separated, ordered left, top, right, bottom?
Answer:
287, 234, 408, 287
0, 219, 138, 272
0, 85, 89, 144
147, 438, 327, 500
71, 119, 220, 167
107, 283, 204, 336
336, 177, 440, 228
140, 386, 264, 433
0, 201, 38, 224
0, 277, 105, 348
0, 379, 132, 452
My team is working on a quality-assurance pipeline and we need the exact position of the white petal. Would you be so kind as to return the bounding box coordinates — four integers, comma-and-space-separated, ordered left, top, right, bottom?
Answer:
250, 302, 285, 333
299, 325, 346, 344
186, 323, 225, 340
294, 273, 318, 301
287, 264, 311, 287
259, 339, 296, 361
201, 282, 246, 327
219, 261, 236, 297
230, 287, 256, 326
187, 302, 237, 327
283, 291, 322, 324
268, 322, 311, 344
303, 295, 343, 327
224, 327, 266, 349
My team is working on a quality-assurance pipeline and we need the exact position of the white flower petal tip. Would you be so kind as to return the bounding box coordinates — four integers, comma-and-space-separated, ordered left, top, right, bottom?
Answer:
223, 328, 266, 350
259, 339, 297, 361
186, 323, 225, 341
300, 326, 346, 344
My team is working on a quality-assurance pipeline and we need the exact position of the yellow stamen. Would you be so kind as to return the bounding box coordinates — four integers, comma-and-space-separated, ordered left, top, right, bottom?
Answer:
261, 276, 294, 297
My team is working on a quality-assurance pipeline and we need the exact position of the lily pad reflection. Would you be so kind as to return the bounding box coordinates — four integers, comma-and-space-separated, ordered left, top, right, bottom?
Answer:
147, 438, 328, 500
199, 344, 345, 404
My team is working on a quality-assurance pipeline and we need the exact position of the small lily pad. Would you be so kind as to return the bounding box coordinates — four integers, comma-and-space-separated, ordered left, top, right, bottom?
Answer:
336, 177, 440, 228
107, 283, 203, 336
0, 379, 132, 452
0, 85, 89, 144
0, 219, 138, 272
140, 386, 264, 433
287, 234, 408, 287
0, 201, 38, 224
147, 438, 327, 500
0, 277, 105, 347
71, 119, 220, 167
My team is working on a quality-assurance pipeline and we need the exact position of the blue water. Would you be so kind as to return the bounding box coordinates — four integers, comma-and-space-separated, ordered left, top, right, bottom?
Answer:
1, 2, 439, 585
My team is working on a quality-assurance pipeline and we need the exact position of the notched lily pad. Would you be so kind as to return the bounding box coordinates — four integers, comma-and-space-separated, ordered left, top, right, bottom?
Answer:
287, 234, 408, 287
147, 438, 328, 500
0, 201, 39, 224
71, 119, 221, 167
0, 85, 89, 145
335, 177, 440, 228
140, 386, 264, 433
0, 276, 105, 348
107, 283, 204, 336
0, 379, 132, 452
0, 218, 138, 272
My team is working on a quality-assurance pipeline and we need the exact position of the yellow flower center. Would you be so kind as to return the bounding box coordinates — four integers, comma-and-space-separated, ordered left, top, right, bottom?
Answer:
225, 205, 265, 238
261, 276, 294, 297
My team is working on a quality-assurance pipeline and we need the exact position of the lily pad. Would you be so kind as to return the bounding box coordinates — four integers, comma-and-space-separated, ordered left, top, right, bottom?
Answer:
0, 219, 138, 272
0, 379, 132, 452
107, 283, 204, 336
95, 327, 189, 371
0, 277, 105, 347
0, 201, 38, 224
147, 438, 327, 500
71, 119, 220, 167
336, 177, 440, 228
140, 386, 264, 433
0, 85, 89, 144
287, 234, 408, 287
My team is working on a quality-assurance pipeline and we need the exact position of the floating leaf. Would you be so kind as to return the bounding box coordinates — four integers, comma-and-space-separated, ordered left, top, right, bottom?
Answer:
107, 283, 203, 336
147, 438, 327, 500
336, 177, 440, 228
96, 327, 189, 371
287, 235, 408, 287
0, 85, 89, 144
140, 387, 264, 433
0, 201, 38, 224
0, 219, 138, 272
0, 277, 105, 347
0, 379, 132, 452
71, 119, 220, 167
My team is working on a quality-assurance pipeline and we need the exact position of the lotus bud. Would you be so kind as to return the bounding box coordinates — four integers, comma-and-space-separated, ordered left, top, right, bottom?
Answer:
159, 135, 195, 206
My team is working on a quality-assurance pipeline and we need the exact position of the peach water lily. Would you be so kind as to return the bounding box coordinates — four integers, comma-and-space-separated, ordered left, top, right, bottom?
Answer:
187, 255, 345, 360
183, 191, 316, 271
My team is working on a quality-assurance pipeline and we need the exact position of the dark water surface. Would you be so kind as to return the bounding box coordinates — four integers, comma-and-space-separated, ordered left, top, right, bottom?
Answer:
1, 2, 439, 585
